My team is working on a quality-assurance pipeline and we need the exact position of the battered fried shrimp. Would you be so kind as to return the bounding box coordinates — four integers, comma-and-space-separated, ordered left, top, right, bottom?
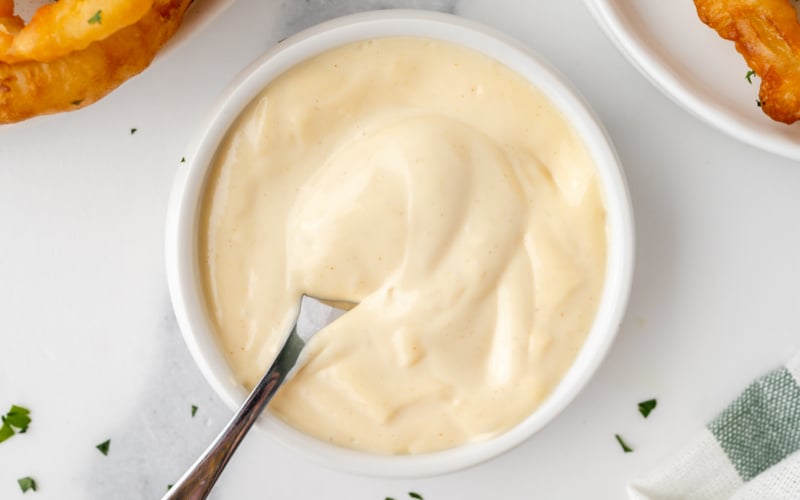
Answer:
0, 0, 190, 124
694, 0, 800, 124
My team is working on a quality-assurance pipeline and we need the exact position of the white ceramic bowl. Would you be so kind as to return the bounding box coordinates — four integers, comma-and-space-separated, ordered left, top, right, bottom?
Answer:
165, 10, 634, 478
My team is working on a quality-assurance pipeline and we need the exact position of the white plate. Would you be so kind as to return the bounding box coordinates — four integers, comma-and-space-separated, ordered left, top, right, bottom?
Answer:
163, 0, 235, 56
584, 0, 800, 161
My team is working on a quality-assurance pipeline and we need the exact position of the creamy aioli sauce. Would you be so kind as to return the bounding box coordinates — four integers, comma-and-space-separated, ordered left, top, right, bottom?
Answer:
199, 38, 607, 454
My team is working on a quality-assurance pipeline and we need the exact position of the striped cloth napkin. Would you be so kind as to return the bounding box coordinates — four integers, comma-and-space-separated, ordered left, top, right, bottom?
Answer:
629, 352, 800, 500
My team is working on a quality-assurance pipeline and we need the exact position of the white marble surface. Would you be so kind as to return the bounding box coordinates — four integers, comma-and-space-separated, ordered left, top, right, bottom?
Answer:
1, 1, 799, 499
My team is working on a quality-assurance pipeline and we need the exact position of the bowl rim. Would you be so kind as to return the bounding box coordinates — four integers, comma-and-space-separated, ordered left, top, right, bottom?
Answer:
165, 9, 635, 478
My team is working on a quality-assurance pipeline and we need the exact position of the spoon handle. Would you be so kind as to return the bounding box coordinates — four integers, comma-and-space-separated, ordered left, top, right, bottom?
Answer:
163, 329, 303, 500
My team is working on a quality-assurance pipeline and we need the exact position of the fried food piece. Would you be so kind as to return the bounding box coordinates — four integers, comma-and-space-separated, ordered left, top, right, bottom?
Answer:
694, 0, 800, 124
0, 0, 190, 124
3, 0, 155, 63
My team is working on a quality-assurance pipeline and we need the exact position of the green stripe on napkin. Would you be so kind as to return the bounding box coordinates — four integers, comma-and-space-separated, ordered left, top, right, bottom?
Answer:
629, 355, 800, 499
707, 366, 800, 481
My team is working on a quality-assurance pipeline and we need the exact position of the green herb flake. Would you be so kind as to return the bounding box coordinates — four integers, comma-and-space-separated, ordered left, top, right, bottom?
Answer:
615, 433, 633, 453
88, 10, 102, 24
6, 405, 31, 432
409, 493, 423, 499
96, 439, 111, 456
757, 99, 763, 107
191, 405, 198, 417
638, 399, 657, 418
180, 157, 186, 163
71, 99, 83, 106
130, 128, 137, 135
0, 404, 31, 442
17, 477, 36, 493
745, 70, 756, 84
167, 484, 173, 491
385, 497, 395, 500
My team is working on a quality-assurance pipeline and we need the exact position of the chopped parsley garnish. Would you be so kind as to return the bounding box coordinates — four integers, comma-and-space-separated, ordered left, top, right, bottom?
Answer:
385, 497, 395, 500
130, 128, 137, 135
745, 70, 756, 84
409, 493, 423, 499
167, 484, 173, 490
6, 405, 31, 432
191, 405, 198, 417
0, 405, 31, 443
638, 399, 657, 418
96, 439, 111, 456
757, 99, 763, 107
615, 434, 633, 453
88, 10, 102, 24
17, 477, 36, 493
180, 157, 186, 163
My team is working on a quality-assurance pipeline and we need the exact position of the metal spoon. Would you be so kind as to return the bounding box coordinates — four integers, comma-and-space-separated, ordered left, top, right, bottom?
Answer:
163, 295, 343, 500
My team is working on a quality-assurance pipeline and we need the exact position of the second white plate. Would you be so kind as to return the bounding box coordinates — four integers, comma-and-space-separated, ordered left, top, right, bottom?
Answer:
584, 0, 800, 161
